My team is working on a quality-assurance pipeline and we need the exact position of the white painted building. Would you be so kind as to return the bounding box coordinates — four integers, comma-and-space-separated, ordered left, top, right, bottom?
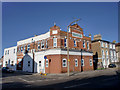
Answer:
3, 46, 17, 70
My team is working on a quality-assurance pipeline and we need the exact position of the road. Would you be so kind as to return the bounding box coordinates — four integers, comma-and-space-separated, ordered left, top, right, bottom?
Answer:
1, 68, 120, 89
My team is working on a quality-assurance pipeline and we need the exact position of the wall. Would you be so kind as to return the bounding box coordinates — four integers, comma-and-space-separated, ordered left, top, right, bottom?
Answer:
3, 46, 17, 70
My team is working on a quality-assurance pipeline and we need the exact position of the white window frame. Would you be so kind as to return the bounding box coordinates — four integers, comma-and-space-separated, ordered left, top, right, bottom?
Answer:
75, 59, 78, 67
46, 40, 48, 48
8, 50, 9, 55
38, 42, 40, 49
81, 59, 84, 66
41, 40, 44, 49
83, 41, 85, 48
53, 37, 57, 47
46, 59, 48, 67
64, 38, 67, 47
89, 59, 92, 66
39, 61, 41, 67
113, 44, 115, 49
62, 58, 67, 67
24, 45, 26, 51
105, 43, 107, 48
87, 42, 89, 50
28, 61, 30, 67
101, 42, 104, 47
21, 46, 23, 52
74, 40, 77, 47
27, 44, 30, 51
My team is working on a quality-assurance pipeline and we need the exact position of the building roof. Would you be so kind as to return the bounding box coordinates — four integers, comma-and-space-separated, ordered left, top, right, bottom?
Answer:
116, 43, 120, 46
91, 39, 115, 44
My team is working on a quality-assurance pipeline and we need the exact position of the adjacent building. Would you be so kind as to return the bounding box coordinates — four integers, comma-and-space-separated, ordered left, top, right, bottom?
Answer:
3, 46, 17, 70
115, 43, 120, 62
0, 56, 4, 68
91, 34, 118, 69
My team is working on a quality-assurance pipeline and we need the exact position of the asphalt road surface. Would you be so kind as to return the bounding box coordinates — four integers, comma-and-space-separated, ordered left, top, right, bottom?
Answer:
1, 68, 120, 89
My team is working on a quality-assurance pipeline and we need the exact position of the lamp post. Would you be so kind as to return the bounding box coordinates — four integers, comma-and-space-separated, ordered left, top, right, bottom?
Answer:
67, 19, 80, 76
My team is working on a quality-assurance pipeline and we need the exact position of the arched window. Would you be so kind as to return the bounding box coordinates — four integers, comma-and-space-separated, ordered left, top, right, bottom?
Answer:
75, 59, 78, 67
62, 58, 67, 67
53, 37, 57, 47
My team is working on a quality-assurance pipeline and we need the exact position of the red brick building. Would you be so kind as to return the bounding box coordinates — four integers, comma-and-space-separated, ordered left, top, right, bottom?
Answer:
16, 23, 93, 73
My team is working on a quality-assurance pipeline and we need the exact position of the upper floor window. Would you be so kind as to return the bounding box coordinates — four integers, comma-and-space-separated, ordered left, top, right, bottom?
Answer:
64, 38, 67, 47
41, 40, 44, 49
75, 59, 78, 67
109, 44, 112, 49
62, 58, 67, 67
24, 45, 26, 51
105, 43, 107, 48
19, 47, 20, 52
102, 49, 104, 56
38, 42, 40, 49
21, 46, 23, 52
83, 41, 85, 48
81, 59, 84, 66
74, 40, 77, 47
87, 42, 89, 50
5, 51, 7, 55
53, 37, 57, 47
101, 42, 104, 47
27, 44, 30, 51
113, 51, 116, 58
46, 40, 48, 48
106, 50, 108, 57
8, 50, 9, 55
113, 44, 115, 49
13, 49, 15, 53
89, 59, 92, 66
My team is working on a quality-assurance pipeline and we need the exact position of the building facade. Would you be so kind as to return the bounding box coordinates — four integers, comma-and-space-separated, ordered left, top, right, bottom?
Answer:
91, 34, 118, 69
115, 43, 120, 62
0, 56, 4, 68
3, 46, 17, 70
16, 23, 93, 73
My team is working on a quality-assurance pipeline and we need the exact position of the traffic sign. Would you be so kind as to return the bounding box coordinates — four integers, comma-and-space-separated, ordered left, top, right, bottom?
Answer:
44, 56, 47, 59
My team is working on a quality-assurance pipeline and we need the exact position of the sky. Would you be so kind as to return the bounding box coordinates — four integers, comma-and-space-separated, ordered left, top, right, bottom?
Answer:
2, 2, 118, 57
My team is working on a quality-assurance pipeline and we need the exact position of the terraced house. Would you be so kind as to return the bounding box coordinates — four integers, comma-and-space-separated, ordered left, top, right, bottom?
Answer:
91, 34, 118, 70
16, 23, 93, 74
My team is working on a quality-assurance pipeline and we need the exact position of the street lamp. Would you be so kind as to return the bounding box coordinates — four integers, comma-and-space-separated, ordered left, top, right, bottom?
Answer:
67, 19, 80, 76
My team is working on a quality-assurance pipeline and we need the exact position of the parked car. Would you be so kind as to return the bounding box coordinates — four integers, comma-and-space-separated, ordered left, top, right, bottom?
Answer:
108, 64, 116, 68
2, 67, 14, 73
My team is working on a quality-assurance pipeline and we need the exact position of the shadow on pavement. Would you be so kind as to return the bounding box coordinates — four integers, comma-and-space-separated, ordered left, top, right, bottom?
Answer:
2, 74, 120, 89
2, 71, 34, 78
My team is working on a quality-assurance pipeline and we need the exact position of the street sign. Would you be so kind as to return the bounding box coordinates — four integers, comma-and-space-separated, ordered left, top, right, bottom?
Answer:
68, 59, 70, 62
44, 56, 47, 59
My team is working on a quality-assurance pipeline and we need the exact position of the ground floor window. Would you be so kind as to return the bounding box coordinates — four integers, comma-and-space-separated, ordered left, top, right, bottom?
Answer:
11, 61, 14, 66
81, 59, 84, 66
75, 59, 78, 67
39, 61, 41, 67
89, 59, 92, 66
46, 59, 48, 67
62, 59, 67, 67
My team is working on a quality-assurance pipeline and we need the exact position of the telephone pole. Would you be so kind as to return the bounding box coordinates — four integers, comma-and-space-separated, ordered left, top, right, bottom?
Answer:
67, 19, 80, 76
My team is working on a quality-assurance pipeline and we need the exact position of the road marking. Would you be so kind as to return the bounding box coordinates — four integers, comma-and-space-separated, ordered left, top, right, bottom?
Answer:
64, 82, 90, 88
18, 78, 35, 83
